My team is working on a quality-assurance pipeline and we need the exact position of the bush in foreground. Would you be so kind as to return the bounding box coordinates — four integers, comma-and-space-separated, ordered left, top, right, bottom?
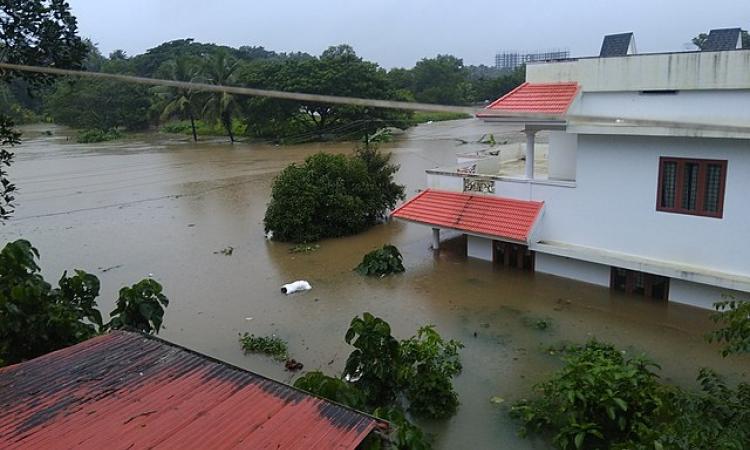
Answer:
264, 148, 404, 243
510, 340, 750, 449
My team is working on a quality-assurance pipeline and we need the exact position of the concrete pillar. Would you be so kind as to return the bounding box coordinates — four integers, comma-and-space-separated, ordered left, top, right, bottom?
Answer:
432, 228, 440, 250
525, 130, 536, 180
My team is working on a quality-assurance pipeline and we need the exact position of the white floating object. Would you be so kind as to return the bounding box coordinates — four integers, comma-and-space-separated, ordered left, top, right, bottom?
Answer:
281, 280, 312, 294
265, 230, 274, 240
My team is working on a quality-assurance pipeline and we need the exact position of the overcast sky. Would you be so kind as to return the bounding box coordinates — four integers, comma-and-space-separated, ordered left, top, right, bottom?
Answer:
68, 0, 748, 68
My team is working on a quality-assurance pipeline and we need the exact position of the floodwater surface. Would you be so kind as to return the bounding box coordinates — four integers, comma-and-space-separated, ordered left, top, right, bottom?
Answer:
3, 121, 749, 449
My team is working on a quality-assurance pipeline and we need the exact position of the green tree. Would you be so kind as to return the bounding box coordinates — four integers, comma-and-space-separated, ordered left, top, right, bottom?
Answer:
264, 148, 404, 243
707, 299, 750, 356
108, 279, 169, 334
154, 57, 203, 141
0, 0, 88, 222
202, 51, 241, 142
411, 55, 473, 105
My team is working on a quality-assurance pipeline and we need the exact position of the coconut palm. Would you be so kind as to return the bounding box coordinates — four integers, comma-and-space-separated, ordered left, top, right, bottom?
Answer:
202, 52, 240, 143
154, 57, 202, 142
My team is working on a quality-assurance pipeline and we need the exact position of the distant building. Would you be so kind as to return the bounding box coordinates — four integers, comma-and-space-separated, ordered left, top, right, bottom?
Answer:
397, 28, 750, 310
495, 49, 570, 70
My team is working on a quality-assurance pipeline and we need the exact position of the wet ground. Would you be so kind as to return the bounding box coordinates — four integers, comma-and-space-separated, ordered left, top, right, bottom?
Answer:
3, 120, 749, 449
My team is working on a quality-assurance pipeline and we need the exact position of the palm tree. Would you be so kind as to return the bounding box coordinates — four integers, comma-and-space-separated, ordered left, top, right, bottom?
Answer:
154, 57, 202, 142
202, 52, 240, 143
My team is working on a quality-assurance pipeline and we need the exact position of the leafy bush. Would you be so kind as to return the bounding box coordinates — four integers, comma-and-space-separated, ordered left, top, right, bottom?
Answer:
355, 245, 405, 277
264, 150, 404, 243
511, 340, 750, 450
239, 333, 289, 360
293, 313, 463, 449
0, 240, 103, 365
510, 341, 662, 449
707, 299, 750, 356
0, 240, 170, 366
400, 325, 464, 419
77, 129, 122, 143
108, 278, 169, 334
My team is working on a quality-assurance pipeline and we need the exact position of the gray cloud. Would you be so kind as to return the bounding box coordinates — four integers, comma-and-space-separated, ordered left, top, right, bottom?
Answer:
68, 0, 749, 68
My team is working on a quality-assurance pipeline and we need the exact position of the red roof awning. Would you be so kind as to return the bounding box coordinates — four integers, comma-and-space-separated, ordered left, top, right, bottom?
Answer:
0, 331, 386, 449
392, 189, 544, 243
476, 82, 579, 118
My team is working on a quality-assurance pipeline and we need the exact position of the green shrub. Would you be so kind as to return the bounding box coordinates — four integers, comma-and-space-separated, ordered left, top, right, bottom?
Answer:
77, 129, 122, 143
239, 333, 289, 360
108, 278, 169, 334
264, 150, 404, 243
293, 371, 366, 409
0, 240, 103, 365
355, 245, 405, 277
707, 299, 750, 356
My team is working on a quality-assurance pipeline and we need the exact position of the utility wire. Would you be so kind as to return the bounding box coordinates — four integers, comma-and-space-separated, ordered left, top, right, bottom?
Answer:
1, 62, 748, 135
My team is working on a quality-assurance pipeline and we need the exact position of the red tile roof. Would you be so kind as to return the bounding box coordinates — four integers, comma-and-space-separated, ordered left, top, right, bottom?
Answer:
0, 331, 386, 449
392, 189, 544, 243
476, 82, 579, 117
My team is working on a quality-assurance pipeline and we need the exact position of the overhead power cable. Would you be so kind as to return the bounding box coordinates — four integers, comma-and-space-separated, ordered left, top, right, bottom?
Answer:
0, 62, 748, 135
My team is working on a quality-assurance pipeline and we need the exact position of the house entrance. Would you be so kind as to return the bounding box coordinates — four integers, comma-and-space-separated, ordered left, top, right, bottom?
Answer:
610, 267, 669, 300
493, 241, 535, 270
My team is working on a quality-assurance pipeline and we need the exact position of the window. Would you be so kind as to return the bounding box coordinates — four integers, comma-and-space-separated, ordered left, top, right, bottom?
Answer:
657, 157, 727, 218
610, 267, 669, 301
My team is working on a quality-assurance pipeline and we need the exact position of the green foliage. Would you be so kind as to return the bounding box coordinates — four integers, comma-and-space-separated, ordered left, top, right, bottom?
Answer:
202, 51, 241, 142
0, 240, 102, 365
264, 149, 404, 243
511, 340, 750, 450
76, 129, 122, 143
410, 111, 472, 123
289, 243, 320, 253
239, 333, 289, 360
0, 116, 20, 221
108, 279, 169, 334
510, 341, 662, 449
410, 55, 474, 105
400, 325, 464, 419
343, 313, 404, 406
153, 56, 204, 141
293, 371, 366, 409
707, 299, 750, 356
355, 245, 405, 277
293, 314, 461, 449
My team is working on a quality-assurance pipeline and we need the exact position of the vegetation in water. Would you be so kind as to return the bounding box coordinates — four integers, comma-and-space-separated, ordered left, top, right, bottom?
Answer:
76, 129, 123, 143
0, 240, 170, 366
707, 299, 750, 356
293, 313, 464, 449
289, 243, 320, 253
264, 148, 404, 243
510, 340, 750, 450
355, 245, 405, 277
410, 111, 472, 123
239, 333, 289, 360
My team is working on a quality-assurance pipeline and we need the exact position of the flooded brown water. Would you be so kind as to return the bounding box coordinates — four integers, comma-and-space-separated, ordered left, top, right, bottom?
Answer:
3, 121, 749, 449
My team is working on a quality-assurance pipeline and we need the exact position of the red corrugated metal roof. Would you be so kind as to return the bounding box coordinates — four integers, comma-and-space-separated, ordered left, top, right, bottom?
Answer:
0, 331, 387, 449
391, 189, 544, 243
476, 82, 579, 117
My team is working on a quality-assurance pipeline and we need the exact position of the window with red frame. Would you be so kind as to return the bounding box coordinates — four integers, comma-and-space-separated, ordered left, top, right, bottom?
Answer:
657, 157, 727, 218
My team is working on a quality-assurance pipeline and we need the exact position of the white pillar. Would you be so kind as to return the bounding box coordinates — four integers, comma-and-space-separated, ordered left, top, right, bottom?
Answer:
525, 130, 536, 180
432, 228, 440, 250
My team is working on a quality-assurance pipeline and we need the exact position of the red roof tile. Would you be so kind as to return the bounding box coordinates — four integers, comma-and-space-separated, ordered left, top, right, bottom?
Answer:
477, 82, 579, 117
0, 331, 386, 449
392, 189, 544, 243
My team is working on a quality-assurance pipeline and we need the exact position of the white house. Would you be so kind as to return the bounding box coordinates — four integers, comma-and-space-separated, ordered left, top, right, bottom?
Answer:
393, 29, 750, 310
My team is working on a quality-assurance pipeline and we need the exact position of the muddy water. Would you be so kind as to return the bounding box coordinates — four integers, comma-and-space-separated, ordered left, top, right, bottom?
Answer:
4, 121, 749, 449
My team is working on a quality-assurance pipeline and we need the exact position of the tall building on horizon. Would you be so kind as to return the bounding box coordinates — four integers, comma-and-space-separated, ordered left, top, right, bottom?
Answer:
495, 49, 570, 70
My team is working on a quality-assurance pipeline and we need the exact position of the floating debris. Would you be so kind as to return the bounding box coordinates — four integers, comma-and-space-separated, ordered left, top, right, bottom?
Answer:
214, 246, 234, 256
284, 359, 304, 371
281, 280, 312, 294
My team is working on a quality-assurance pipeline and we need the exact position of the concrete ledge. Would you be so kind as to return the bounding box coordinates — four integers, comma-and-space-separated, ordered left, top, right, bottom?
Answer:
532, 241, 750, 293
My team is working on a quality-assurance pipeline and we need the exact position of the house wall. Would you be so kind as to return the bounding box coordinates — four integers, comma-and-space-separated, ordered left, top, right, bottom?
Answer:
535, 253, 610, 287
535, 134, 750, 277
548, 132, 577, 181
467, 235, 493, 261
669, 279, 750, 309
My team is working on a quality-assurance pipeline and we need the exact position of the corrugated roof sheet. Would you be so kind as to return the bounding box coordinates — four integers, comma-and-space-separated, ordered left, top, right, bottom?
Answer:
702, 28, 742, 52
600, 32, 635, 57
0, 331, 386, 449
392, 189, 544, 243
476, 82, 579, 118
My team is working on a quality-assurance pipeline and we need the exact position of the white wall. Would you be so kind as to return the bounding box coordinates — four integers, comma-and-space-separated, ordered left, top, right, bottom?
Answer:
534, 134, 750, 278
548, 132, 577, 181
527, 50, 750, 91
535, 253, 610, 287
426, 173, 463, 191
467, 235, 493, 261
669, 279, 750, 309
